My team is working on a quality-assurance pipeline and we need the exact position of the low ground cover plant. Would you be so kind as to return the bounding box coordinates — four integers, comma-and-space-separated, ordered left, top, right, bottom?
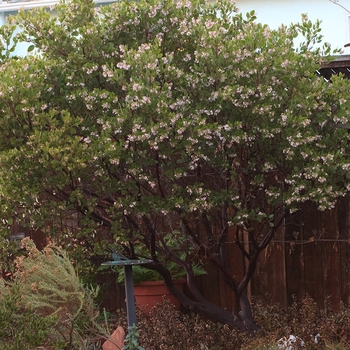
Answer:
113, 297, 350, 350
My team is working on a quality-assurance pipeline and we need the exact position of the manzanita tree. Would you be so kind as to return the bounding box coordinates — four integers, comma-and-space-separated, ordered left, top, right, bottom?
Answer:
0, 0, 350, 331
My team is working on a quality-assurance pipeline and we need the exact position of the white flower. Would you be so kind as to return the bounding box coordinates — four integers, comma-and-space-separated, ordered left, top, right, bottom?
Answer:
132, 83, 142, 91
277, 335, 305, 349
117, 61, 131, 70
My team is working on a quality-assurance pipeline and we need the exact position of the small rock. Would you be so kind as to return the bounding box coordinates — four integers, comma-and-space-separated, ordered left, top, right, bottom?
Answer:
102, 326, 125, 350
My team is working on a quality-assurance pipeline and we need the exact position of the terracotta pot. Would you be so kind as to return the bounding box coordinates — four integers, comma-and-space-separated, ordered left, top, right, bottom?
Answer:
134, 279, 185, 314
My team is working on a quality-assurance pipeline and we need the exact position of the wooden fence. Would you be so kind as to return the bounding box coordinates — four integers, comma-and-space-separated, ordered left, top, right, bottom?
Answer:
96, 196, 350, 314
197, 196, 350, 313
16, 193, 349, 314
251, 196, 350, 311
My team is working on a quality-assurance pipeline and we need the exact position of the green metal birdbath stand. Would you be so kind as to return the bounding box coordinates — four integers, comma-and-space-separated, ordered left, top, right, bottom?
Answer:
101, 251, 152, 327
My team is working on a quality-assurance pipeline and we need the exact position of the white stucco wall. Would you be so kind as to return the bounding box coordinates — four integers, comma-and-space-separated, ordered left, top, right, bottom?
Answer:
235, 0, 350, 54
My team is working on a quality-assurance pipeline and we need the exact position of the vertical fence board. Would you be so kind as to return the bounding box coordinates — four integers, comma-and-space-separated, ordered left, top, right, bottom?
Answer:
198, 262, 222, 306
340, 241, 350, 306
252, 244, 269, 303
251, 225, 286, 308
97, 272, 126, 312
321, 207, 341, 310
284, 211, 305, 305
301, 210, 325, 306
339, 195, 350, 306
266, 225, 287, 308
